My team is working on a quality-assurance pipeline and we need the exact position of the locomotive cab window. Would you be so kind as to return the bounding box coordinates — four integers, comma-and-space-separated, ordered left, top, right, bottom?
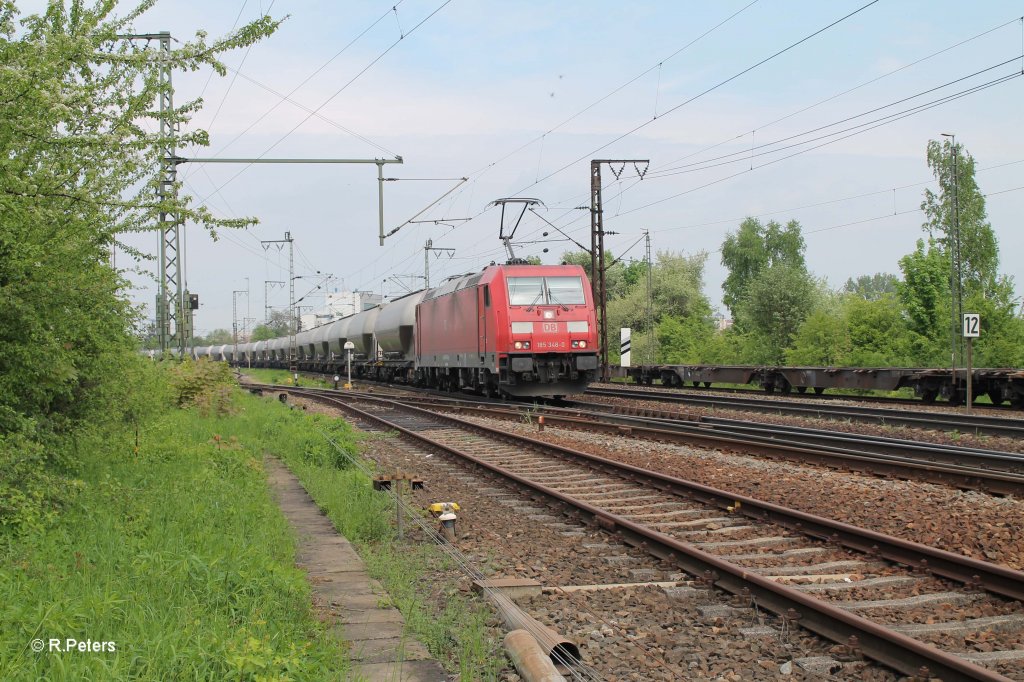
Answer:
507, 276, 585, 306
483, 285, 491, 307
544, 276, 586, 305
508, 277, 544, 306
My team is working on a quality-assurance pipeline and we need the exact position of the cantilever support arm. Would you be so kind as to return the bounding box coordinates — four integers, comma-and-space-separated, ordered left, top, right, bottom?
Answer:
176, 155, 404, 246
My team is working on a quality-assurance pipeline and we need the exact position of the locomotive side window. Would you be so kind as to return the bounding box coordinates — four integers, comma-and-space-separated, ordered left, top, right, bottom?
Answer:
508, 277, 544, 306
483, 285, 491, 307
544, 276, 586, 305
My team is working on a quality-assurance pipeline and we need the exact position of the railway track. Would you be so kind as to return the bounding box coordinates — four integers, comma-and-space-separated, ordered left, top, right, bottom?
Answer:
442, 394, 1024, 497
258, 383, 1024, 681
586, 385, 1024, 439
260, 379, 1024, 496
614, 380, 1015, 411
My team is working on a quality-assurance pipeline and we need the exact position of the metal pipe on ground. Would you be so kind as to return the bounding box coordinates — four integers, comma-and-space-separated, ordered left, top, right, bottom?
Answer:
491, 592, 580, 665
504, 629, 566, 682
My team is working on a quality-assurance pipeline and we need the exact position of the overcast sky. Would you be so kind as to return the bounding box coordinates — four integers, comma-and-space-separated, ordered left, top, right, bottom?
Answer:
65, 0, 1024, 334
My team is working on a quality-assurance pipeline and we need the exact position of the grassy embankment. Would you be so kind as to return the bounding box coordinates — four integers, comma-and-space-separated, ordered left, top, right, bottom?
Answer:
257, 392, 506, 680
0, 363, 348, 681
1, 361, 505, 680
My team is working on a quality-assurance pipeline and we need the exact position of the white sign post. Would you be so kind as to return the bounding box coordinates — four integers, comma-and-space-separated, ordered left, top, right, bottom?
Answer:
962, 313, 980, 411
343, 341, 355, 389
620, 328, 632, 368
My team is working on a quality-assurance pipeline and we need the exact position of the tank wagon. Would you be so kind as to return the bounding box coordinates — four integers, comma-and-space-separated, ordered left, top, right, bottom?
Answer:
195, 263, 599, 397
619, 364, 1024, 407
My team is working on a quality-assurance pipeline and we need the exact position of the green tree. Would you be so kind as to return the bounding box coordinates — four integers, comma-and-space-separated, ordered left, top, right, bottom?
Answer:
720, 218, 806, 315
843, 273, 898, 301
735, 265, 819, 363
606, 250, 713, 364
196, 329, 234, 345
897, 238, 951, 365
786, 307, 849, 366
843, 295, 913, 366
250, 309, 292, 341
0, 1, 278, 528
899, 140, 1020, 367
922, 139, 999, 299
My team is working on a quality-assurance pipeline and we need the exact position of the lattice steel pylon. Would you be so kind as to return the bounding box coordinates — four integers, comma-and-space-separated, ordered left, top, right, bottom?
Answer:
127, 33, 183, 356
156, 32, 187, 357
117, 31, 188, 356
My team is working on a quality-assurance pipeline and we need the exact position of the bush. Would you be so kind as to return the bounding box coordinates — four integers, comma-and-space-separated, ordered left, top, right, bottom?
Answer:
168, 359, 236, 415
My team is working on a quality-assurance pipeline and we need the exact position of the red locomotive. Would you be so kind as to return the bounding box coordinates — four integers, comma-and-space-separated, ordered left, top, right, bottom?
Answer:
414, 263, 598, 397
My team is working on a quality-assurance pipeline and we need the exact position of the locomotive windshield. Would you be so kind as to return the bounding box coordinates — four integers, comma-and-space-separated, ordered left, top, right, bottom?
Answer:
507, 276, 586, 306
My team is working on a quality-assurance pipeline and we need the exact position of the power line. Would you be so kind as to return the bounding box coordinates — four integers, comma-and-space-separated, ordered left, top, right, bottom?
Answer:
463, 0, 761, 181
612, 71, 1022, 219
529, 15, 1024, 225
509, 0, 881, 198
647, 56, 1024, 178
396, 0, 764, 251
405, 0, 881, 267
652, 15, 1024, 175
197, 1, 406, 164
194, 0, 453, 207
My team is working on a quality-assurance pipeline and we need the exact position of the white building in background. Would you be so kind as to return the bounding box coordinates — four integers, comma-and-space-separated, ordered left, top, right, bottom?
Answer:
297, 291, 384, 331
325, 290, 382, 318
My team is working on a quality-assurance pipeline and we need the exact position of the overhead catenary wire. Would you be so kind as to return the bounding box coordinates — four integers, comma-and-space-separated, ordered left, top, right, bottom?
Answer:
483, 13, 1024, 242
652, 15, 1024, 174
382, 0, 883, 281
646, 56, 1024, 178
195, 1, 406, 165
506, 0, 882, 199
611, 70, 1022, 219
194, 0, 453, 208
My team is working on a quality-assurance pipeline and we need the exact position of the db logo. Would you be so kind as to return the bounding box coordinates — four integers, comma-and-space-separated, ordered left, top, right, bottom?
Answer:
542, 322, 558, 333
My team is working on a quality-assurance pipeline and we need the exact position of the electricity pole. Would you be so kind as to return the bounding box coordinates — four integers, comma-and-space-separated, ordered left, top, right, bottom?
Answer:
118, 31, 189, 357
941, 133, 962, 392
264, 280, 285, 322
644, 230, 654, 365
262, 233, 295, 373
424, 239, 455, 288
232, 289, 247, 364
590, 159, 648, 381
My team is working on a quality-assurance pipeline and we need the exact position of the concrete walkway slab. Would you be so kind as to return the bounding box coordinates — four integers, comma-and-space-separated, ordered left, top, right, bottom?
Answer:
266, 457, 449, 681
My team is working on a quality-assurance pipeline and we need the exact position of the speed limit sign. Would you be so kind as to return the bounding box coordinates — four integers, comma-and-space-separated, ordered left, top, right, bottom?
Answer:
962, 313, 980, 338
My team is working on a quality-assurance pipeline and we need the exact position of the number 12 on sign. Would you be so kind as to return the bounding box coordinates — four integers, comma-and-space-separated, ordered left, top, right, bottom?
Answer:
962, 313, 980, 338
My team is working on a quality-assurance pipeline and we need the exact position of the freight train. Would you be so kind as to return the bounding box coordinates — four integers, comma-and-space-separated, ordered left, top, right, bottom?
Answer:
616, 364, 1024, 407
193, 263, 599, 397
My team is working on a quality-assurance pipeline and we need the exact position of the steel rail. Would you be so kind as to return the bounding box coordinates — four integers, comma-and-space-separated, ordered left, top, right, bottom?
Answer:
457, 402, 1024, 497
291, 386, 1024, 496
614, 380, 1014, 411
585, 386, 1024, 438
260, 383, 1022, 681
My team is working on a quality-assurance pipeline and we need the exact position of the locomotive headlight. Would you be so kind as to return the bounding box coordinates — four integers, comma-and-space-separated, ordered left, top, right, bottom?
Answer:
571, 340, 587, 349
523, 341, 530, 349
514, 341, 523, 350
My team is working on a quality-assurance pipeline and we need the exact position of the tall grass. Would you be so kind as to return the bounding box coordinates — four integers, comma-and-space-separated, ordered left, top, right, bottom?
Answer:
243, 368, 332, 389
0, 390, 349, 681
